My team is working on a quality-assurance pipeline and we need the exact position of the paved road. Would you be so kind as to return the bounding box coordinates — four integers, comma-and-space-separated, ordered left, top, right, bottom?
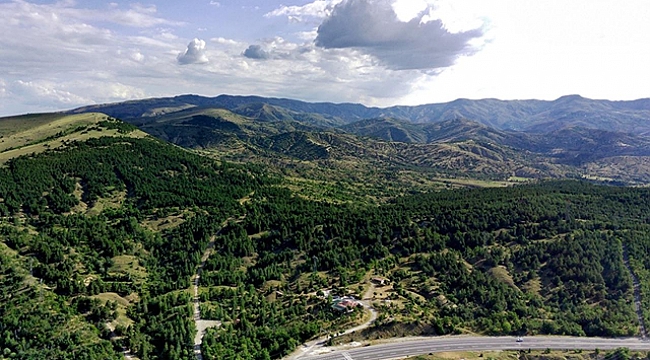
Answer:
299, 336, 650, 360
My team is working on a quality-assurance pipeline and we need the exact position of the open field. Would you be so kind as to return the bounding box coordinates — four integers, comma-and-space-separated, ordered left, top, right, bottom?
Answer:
0, 112, 148, 164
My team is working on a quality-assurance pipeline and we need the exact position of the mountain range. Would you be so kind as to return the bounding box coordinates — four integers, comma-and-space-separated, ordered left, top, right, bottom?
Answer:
66, 94, 650, 185
70, 94, 650, 132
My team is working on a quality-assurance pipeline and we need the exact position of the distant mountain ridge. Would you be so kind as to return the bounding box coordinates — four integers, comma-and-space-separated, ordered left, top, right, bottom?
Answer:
70, 94, 650, 133
63, 93, 650, 184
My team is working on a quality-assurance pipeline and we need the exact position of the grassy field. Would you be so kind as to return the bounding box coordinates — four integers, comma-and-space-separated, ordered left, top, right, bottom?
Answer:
0, 112, 148, 164
0, 113, 69, 136
109, 255, 148, 284
0, 113, 104, 151
93, 292, 135, 328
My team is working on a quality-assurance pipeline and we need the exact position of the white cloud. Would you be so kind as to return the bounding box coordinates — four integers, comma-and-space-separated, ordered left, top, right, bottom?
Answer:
211, 37, 241, 46
131, 51, 145, 62
0, 79, 147, 115
243, 45, 270, 60
196, 36, 422, 105
297, 30, 318, 41
209, 1, 221, 6
41, 1, 183, 28
13, 80, 93, 106
2, 0, 649, 117
266, 0, 343, 22
315, 0, 485, 70
421, 0, 489, 34
391, 0, 428, 22
0, 1, 184, 114
399, 0, 650, 103
177, 39, 209, 65
130, 3, 157, 14
108, 9, 175, 28
102, 82, 146, 101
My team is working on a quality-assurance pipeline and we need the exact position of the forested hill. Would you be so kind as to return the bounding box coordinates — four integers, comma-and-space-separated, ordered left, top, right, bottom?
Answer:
4, 113, 650, 360
0, 118, 273, 359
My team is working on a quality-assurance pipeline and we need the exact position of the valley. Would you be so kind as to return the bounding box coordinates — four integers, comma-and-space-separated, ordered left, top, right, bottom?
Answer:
69, 94, 650, 187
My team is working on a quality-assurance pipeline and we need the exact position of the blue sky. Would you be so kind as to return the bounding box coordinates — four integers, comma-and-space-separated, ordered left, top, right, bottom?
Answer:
1, 0, 649, 116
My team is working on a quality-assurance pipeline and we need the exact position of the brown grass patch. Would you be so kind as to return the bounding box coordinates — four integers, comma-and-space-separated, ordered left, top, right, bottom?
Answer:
109, 255, 147, 282
141, 213, 187, 231
522, 277, 542, 296
487, 266, 519, 290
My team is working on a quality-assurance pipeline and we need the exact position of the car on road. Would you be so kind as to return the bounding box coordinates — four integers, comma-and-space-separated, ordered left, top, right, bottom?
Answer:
516, 337, 523, 342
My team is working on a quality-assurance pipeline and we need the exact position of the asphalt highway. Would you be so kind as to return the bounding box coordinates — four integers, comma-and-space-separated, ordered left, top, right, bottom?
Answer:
299, 336, 650, 360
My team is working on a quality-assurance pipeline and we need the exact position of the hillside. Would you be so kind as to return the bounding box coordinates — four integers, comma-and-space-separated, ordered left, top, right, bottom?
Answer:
343, 117, 518, 144
343, 117, 650, 165
92, 107, 553, 195
0, 113, 148, 164
342, 117, 430, 143
66, 94, 650, 186
0, 113, 275, 359
4, 118, 650, 358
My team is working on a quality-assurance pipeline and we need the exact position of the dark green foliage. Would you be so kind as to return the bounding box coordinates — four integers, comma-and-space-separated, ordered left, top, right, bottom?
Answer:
97, 117, 138, 134
5, 125, 650, 360
231, 181, 650, 338
0, 135, 269, 360
0, 136, 266, 214
0, 250, 121, 360
127, 292, 196, 360
200, 287, 322, 360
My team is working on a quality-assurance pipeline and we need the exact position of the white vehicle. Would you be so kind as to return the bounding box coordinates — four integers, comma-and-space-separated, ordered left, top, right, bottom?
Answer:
516, 337, 523, 342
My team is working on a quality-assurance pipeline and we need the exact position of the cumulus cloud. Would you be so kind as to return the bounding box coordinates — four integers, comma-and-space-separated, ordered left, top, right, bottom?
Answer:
177, 38, 209, 65
315, 0, 485, 70
242, 38, 306, 61
243, 45, 270, 60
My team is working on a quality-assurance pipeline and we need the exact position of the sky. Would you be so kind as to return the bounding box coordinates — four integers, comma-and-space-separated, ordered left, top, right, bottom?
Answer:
0, 0, 649, 116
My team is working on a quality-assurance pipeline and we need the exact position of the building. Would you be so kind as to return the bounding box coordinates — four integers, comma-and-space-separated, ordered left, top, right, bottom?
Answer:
331, 297, 361, 312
